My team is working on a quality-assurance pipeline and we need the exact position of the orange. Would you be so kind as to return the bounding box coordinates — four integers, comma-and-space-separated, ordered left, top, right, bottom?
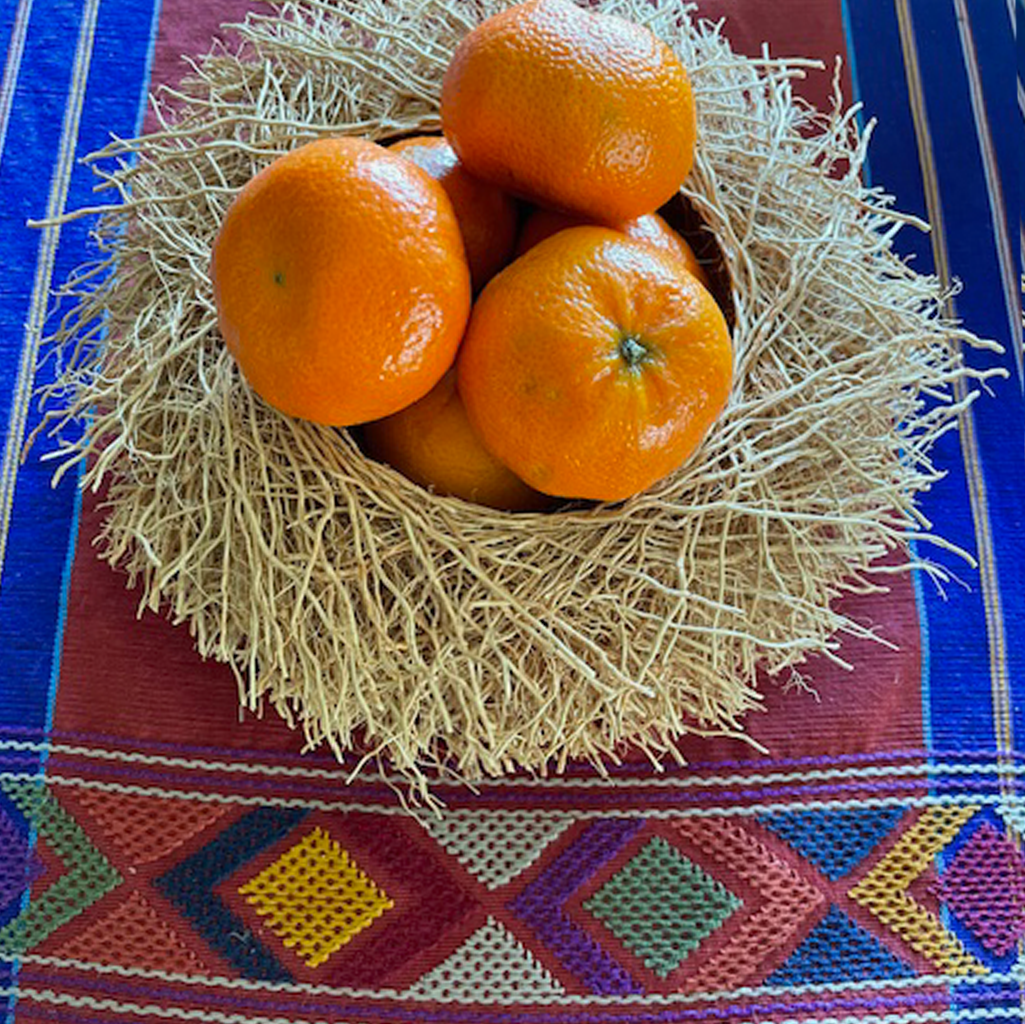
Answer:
457, 227, 732, 502
516, 208, 710, 288
390, 135, 519, 293
212, 137, 471, 426
362, 371, 552, 511
441, 0, 696, 222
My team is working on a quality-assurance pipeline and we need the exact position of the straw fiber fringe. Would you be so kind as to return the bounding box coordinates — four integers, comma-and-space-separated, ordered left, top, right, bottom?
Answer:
32, 0, 1002, 799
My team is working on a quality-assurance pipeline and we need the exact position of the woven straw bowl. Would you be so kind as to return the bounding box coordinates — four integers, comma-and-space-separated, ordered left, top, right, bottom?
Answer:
38, 0, 990, 799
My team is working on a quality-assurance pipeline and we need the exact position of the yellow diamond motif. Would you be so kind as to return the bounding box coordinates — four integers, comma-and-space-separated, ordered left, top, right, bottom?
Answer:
239, 826, 393, 968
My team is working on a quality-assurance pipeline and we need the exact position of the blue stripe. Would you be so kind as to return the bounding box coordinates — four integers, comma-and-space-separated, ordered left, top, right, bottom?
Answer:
0, 0, 86, 725
0, 0, 160, 733
840, 4, 943, 764
966, 3, 1018, 276
0, 4, 21, 108
0, 0, 27, 92
0, 0, 84, 420
910, 0, 1025, 742
38, 0, 160, 765
1019, 2, 1025, 106
844, 0, 997, 752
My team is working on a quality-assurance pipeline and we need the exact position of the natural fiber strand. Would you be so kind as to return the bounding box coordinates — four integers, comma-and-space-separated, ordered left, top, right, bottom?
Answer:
30, 0, 1004, 800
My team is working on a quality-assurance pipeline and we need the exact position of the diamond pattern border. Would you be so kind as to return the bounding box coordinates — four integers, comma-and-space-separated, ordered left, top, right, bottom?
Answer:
1, 773, 1012, 1008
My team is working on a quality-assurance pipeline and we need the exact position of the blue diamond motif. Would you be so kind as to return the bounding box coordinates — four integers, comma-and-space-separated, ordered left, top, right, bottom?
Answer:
769, 905, 916, 984
759, 807, 904, 880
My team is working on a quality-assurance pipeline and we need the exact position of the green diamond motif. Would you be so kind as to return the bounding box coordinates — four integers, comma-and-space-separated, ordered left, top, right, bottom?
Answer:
584, 836, 741, 978
0, 780, 122, 955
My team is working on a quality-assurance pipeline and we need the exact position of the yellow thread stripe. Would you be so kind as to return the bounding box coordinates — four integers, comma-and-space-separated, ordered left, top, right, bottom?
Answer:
893, 0, 1011, 762
0, 0, 100, 588
951, 0, 1023, 385
0, 0, 33, 161
849, 805, 985, 975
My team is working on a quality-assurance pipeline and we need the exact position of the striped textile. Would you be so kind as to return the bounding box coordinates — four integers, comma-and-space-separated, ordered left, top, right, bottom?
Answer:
0, 2, 1021, 1022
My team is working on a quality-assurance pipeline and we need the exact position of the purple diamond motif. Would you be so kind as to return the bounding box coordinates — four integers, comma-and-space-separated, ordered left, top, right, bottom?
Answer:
0, 807, 43, 910
937, 822, 1025, 957
509, 818, 646, 994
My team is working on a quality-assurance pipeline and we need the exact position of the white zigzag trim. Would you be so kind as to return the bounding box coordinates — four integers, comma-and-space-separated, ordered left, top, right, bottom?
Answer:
9, 954, 1023, 1006
0, 770, 1009, 818
1, 738, 1022, 788
1, 986, 1021, 1021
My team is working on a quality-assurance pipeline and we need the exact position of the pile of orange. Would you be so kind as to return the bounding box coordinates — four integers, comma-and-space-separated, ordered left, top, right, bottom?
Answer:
212, 0, 732, 508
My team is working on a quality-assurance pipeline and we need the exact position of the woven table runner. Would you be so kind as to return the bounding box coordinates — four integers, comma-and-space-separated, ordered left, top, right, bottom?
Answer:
1, 1, 1022, 1022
